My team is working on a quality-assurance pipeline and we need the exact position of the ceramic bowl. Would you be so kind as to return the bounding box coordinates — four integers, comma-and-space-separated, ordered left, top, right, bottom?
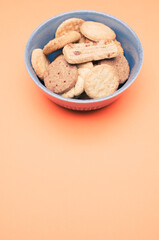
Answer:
24, 10, 143, 111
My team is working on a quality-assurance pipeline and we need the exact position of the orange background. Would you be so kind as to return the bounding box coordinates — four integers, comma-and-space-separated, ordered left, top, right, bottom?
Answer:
0, 0, 159, 240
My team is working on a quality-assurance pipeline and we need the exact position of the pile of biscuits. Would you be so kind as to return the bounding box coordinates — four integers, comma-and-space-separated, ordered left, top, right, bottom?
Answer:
31, 18, 130, 99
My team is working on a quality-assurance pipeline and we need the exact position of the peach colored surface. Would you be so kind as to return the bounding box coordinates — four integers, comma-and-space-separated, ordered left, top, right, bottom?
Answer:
0, 1, 159, 240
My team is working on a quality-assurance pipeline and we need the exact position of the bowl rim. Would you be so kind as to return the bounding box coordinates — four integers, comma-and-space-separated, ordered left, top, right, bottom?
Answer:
24, 10, 143, 104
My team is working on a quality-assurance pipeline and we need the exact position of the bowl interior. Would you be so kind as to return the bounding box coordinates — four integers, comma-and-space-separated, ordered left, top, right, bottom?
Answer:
25, 10, 143, 102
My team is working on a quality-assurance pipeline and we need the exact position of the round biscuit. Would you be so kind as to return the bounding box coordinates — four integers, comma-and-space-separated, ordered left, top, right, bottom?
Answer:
44, 55, 78, 94
84, 65, 119, 99
99, 53, 130, 84
80, 21, 116, 41
55, 18, 84, 37
31, 48, 50, 79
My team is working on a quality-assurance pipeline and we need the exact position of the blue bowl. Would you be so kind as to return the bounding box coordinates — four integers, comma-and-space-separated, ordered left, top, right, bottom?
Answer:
24, 10, 143, 111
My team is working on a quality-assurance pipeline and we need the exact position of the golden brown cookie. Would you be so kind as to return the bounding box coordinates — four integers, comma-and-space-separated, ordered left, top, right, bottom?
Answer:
43, 31, 81, 55
78, 35, 87, 43
77, 61, 93, 69
114, 40, 124, 54
84, 65, 119, 99
55, 18, 84, 37
74, 76, 84, 96
61, 75, 84, 98
80, 21, 116, 41
78, 35, 92, 43
61, 87, 75, 98
99, 53, 130, 84
31, 48, 50, 79
78, 68, 91, 80
44, 55, 78, 94
63, 40, 118, 64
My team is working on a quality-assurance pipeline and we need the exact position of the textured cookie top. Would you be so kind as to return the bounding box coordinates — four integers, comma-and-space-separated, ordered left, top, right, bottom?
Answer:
80, 21, 116, 41
84, 65, 119, 99
99, 53, 130, 84
44, 55, 78, 94
63, 40, 118, 64
55, 18, 84, 37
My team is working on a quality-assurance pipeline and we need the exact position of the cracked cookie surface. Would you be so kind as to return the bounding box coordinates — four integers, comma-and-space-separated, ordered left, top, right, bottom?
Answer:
44, 55, 78, 94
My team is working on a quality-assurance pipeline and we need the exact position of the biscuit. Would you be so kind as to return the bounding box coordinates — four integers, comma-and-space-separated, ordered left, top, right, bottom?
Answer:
74, 76, 84, 96
78, 35, 92, 43
31, 48, 50, 79
84, 65, 119, 99
55, 18, 84, 37
99, 53, 130, 83
80, 21, 116, 41
63, 40, 118, 64
61, 87, 75, 98
77, 61, 93, 69
78, 35, 87, 43
44, 55, 78, 94
114, 40, 124, 54
61, 76, 84, 98
43, 31, 81, 55
78, 68, 91, 79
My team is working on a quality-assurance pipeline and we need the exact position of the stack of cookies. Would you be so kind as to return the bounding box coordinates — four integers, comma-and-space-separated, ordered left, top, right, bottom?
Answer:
31, 18, 130, 99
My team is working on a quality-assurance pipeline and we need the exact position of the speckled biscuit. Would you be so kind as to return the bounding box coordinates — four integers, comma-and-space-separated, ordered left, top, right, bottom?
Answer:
79, 37, 124, 53
43, 31, 81, 55
84, 65, 119, 99
61, 76, 84, 98
31, 48, 50, 79
55, 18, 84, 37
80, 21, 116, 41
44, 55, 78, 94
63, 40, 118, 64
99, 53, 130, 83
